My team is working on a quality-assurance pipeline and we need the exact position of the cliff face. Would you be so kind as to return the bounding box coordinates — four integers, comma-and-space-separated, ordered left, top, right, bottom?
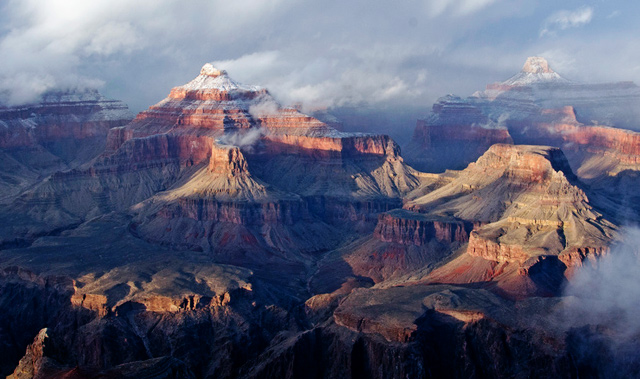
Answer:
0, 265, 275, 378
262, 132, 400, 159
0, 262, 601, 379
374, 210, 473, 247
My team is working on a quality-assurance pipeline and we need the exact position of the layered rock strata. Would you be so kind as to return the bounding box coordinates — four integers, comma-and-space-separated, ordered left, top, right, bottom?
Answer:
389, 144, 616, 296
0, 90, 133, 202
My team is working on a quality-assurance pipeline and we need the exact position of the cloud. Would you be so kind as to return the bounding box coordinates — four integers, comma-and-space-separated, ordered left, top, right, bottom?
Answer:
540, 6, 594, 37
248, 94, 280, 118
607, 10, 621, 19
213, 50, 425, 113
475, 112, 510, 129
85, 22, 143, 56
561, 227, 640, 337
217, 128, 264, 152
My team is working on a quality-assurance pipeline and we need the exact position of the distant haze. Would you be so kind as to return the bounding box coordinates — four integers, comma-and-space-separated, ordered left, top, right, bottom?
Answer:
1, 0, 639, 137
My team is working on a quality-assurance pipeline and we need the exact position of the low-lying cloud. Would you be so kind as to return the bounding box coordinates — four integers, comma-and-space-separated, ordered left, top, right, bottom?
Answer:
217, 128, 264, 152
475, 112, 510, 129
561, 227, 640, 337
552, 227, 640, 375
248, 94, 280, 118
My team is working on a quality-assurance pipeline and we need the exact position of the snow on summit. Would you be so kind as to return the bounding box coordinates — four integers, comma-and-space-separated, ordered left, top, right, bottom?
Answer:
176, 63, 262, 92
502, 57, 570, 86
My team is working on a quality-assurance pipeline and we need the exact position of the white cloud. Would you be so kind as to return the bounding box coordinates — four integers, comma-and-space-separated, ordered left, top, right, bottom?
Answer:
213, 51, 282, 84
85, 22, 143, 56
562, 227, 640, 338
540, 6, 594, 37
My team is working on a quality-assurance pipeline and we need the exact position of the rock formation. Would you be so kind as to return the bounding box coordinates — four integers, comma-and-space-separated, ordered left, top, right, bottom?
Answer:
315, 144, 617, 299
0, 90, 133, 202
401, 144, 616, 296
0, 64, 423, 254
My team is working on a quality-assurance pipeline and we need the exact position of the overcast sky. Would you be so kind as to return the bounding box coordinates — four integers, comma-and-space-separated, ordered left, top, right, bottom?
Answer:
0, 0, 638, 119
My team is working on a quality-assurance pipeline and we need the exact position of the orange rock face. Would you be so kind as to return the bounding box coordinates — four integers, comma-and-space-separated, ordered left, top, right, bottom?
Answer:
71, 293, 109, 317
209, 144, 249, 175
528, 106, 640, 164
263, 133, 399, 159
466, 231, 530, 265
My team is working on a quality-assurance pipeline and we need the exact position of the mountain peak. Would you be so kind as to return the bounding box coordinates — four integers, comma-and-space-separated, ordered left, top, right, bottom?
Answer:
200, 63, 227, 78
170, 63, 261, 95
501, 56, 570, 86
522, 57, 553, 74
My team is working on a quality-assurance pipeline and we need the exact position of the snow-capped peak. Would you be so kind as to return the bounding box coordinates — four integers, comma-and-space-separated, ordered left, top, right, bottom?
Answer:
176, 63, 261, 92
501, 56, 570, 86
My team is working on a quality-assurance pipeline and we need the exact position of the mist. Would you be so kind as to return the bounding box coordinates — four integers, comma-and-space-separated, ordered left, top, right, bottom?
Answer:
217, 128, 264, 153
248, 95, 280, 119
554, 227, 640, 376
561, 227, 640, 336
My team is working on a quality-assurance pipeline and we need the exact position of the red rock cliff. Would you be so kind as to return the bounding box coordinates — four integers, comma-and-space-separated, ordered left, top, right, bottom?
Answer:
374, 210, 473, 246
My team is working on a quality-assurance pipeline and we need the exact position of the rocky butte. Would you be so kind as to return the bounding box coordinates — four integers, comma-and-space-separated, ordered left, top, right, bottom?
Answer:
0, 90, 133, 202
0, 61, 638, 378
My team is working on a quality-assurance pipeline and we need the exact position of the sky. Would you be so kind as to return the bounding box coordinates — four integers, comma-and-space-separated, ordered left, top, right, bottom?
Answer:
0, 0, 639, 129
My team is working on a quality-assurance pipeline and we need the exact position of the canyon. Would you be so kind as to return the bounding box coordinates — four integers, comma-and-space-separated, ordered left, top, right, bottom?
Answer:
1, 60, 639, 378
